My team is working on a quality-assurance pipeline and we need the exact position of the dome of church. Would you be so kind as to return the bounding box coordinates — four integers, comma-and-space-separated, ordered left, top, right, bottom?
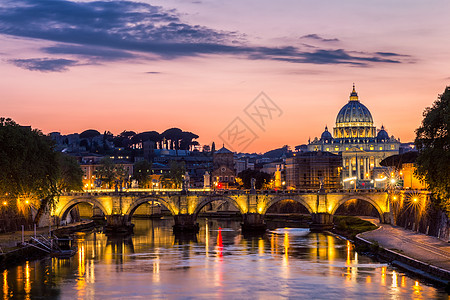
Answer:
335, 85, 373, 125
320, 126, 333, 141
377, 125, 389, 141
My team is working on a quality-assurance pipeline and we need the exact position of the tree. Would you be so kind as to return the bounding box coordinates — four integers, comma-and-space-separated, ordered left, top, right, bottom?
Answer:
237, 169, 271, 189
94, 157, 117, 188
161, 160, 186, 188
0, 118, 62, 224
0, 118, 58, 198
180, 131, 199, 150
133, 160, 152, 188
414, 87, 450, 211
162, 128, 183, 150
34, 153, 83, 224
379, 152, 419, 169
79, 129, 101, 139
55, 153, 83, 192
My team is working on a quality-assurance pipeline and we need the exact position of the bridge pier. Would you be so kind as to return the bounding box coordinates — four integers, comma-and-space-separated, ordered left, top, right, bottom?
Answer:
310, 213, 334, 231
173, 214, 199, 233
241, 213, 267, 233
104, 214, 134, 234
381, 212, 391, 224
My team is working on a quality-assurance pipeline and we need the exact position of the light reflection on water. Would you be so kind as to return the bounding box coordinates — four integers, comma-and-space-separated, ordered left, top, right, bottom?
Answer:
1, 218, 449, 299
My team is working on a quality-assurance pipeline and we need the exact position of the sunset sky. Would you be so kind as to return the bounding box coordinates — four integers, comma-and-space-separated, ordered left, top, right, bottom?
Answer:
0, 0, 449, 152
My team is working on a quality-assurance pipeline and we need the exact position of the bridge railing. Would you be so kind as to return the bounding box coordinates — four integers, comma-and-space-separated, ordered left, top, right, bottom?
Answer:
63, 187, 421, 197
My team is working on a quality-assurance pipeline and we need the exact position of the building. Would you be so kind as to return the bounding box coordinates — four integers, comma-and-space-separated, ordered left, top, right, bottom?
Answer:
235, 158, 254, 175
286, 151, 342, 190
308, 85, 400, 188
212, 146, 236, 188
401, 163, 427, 189
80, 159, 134, 190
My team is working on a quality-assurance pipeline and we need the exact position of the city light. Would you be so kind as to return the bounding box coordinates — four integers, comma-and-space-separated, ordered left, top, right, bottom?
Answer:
2, 201, 6, 206
375, 177, 386, 182
343, 177, 357, 182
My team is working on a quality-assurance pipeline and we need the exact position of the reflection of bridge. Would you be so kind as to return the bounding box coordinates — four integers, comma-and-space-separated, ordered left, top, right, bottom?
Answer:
54, 189, 430, 232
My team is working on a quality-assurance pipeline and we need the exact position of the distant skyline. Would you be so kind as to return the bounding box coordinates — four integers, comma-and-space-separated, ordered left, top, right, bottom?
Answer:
1, 0, 449, 152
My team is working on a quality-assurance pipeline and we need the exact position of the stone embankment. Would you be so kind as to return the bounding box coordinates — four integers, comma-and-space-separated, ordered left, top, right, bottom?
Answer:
356, 223, 450, 289
0, 220, 96, 270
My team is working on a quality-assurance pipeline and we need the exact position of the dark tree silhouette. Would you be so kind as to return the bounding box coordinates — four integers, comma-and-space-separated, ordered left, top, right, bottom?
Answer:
237, 169, 271, 189
414, 86, 450, 211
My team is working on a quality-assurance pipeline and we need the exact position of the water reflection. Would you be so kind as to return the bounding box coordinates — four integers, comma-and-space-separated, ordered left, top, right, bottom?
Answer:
1, 218, 448, 299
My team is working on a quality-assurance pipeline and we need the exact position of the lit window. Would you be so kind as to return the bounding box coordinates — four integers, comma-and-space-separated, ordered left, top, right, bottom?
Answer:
391, 145, 395, 149
379, 147, 383, 150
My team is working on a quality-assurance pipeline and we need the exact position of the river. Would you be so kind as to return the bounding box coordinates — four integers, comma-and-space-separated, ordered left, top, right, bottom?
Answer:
2, 218, 449, 299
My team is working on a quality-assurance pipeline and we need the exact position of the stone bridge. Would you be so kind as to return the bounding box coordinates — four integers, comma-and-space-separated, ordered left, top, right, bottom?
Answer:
54, 189, 430, 233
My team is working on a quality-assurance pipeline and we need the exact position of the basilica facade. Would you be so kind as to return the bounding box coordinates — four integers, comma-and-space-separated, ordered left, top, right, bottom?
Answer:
308, 85, 400, 187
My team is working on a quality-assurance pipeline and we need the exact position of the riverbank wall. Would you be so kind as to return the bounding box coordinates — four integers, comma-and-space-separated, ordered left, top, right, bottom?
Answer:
355, 234, 450, 288
394, 201, 449, 242
0, 244, 48, 270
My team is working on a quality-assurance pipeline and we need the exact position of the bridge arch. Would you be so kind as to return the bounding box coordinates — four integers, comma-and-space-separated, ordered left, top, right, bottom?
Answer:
125, 197, 177, 221
262, 195, 314, 215
193, 195, 245, 218
59, 197, 108, 221
331, 195, 385, 222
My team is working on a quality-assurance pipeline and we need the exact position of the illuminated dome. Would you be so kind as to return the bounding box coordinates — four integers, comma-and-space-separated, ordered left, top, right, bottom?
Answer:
335, 85, 373, 125
333, 84, 376, 139
377, 125, 389, 142
320, 126, 333, 142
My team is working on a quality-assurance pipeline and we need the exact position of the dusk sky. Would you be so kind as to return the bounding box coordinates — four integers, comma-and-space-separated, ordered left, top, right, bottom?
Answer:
1, 0, 449, 152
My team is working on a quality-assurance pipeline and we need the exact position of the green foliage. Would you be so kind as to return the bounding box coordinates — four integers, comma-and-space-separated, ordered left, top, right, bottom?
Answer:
237, 169, 272, 189
133, 160, 152, 188
0, 118, 58, 200
55, 153, 83, 192
379, 152, 419, 169
414, 87, 450, 211
333, 216, 378, 239
94, 157, 117, 188
161, 160, 186, 188
0, 118, 79, 223
94, 157, 129, 188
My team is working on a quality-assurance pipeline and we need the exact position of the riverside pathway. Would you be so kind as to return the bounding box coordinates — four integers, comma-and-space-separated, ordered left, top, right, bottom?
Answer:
0, 227, 51, 252
359, 218, 450, 272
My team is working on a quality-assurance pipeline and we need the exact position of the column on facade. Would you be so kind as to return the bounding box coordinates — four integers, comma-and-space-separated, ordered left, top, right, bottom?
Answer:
359, 157, 366, 179
348, 158, 352, 178
365, 157, 369, 178
364, 157, 368, 179
356, 155, 360, 180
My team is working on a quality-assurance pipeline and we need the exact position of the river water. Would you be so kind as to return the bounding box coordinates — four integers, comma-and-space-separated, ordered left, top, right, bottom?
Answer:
2, 218, 449, 299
